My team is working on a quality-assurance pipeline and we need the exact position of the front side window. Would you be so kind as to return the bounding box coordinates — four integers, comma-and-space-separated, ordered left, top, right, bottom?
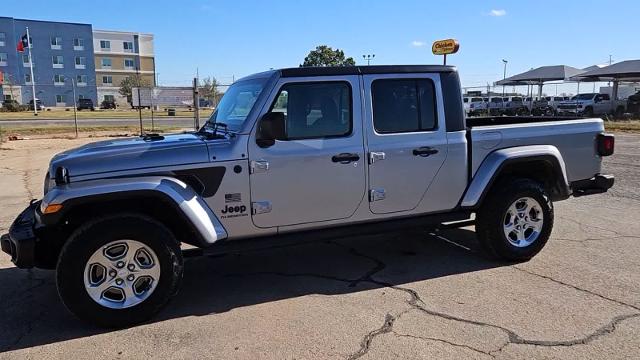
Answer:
270, 81, 352, 139
206, 77, 268, 131
372, 79, 437, 133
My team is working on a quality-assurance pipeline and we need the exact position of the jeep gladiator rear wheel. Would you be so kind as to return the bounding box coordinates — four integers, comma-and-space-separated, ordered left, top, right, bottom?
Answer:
476, 178, 554, 261
56, 214, 183, 327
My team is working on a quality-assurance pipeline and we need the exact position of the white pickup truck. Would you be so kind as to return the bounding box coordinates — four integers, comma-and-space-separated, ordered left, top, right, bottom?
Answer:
557, 93, 626, 117
2, 65, 615, 327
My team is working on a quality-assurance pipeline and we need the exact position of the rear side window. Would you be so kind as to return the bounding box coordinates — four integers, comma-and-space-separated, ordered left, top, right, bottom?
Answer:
271, 81, 351, 140
371, 79, 437, 133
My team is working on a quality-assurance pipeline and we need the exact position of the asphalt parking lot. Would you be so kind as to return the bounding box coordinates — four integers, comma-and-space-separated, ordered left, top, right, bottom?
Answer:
0, 133, 639, 359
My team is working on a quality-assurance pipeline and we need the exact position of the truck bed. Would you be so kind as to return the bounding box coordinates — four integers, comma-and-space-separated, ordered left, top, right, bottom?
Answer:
468, 117, 605, 183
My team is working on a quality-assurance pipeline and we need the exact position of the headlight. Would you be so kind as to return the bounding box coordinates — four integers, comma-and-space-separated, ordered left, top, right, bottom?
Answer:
43, 172, 55, 195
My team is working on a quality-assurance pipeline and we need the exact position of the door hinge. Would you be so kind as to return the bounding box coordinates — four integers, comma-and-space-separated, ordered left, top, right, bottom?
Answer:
369, 151, 386, 164
369, 188, 386, 202
250, 160, 269, 174
252, 201, 272, 215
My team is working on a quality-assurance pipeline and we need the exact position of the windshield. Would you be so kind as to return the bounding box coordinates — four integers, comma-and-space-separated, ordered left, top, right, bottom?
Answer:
205, 77, 268, 131
572, 94, 596, 100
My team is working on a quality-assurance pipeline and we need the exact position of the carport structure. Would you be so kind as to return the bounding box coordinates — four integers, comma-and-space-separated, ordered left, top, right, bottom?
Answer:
572, 60, 640, 102
495, 65, 586, 99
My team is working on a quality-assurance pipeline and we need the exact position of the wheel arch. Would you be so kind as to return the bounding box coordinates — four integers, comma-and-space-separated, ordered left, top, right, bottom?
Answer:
460, 145, 570, 209
37, 176, 227, 267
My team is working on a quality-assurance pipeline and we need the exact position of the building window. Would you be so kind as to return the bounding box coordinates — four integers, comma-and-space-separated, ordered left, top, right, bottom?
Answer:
22, 54, 30, 64
100, 40, 111, 51
50, 36, 62, 50
25, 73, 32, 84
0, 52, 7, 66
101, 58, 112, 69
123, 41, 134, 53
73, 38, 84, 50
102, 75, 113, 85
78, 94, 85, 100
77, 75, 87, 85
124, 58, 135, 70
104, 95, 115, 102
56, 94, 66, 105
0, 32, 5, 47
54, 74, 65, 85
75, 56, 86, 69
52, 55, 64, 68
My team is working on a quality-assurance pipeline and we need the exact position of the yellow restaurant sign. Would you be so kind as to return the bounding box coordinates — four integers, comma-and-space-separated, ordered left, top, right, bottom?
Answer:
432, 39, 460, 55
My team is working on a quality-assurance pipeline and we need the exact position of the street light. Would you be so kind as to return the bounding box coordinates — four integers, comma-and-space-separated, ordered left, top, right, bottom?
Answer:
502, 59, 508, 98
362, 54, 375, 66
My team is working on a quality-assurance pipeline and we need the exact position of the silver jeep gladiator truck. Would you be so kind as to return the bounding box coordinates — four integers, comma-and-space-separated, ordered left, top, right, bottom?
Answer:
2, 65, 615, 327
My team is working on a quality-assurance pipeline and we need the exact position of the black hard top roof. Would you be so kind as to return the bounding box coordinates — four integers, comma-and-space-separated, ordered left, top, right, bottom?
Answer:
279, 65, 457, 77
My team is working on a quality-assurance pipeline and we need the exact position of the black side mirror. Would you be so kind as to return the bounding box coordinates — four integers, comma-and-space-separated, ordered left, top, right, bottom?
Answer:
257, 112, 286, 148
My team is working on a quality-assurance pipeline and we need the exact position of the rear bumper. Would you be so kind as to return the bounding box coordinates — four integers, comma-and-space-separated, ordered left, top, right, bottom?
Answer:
571, 174, 615, 197
1, 201, 39, 268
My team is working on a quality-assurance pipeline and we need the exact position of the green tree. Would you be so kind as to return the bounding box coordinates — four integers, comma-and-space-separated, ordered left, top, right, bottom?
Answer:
119, 74, 151, 104
200, 76, 222, 107
301, 45, 356, 67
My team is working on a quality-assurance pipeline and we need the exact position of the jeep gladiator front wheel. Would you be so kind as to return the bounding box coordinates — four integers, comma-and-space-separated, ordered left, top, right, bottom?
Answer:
476, 178, 554, 261
56, 214, 183, 327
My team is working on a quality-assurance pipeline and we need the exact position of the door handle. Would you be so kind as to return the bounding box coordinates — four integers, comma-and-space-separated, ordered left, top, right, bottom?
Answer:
412, 147, 439, 157
332, 153, 360, 164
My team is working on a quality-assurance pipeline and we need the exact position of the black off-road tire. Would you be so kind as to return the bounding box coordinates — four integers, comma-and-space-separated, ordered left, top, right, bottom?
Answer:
476, 178, 554, 261
56, 213, 183, 328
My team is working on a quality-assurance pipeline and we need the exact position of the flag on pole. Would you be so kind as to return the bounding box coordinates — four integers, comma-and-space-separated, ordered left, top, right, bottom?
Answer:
16, 34, 28, 52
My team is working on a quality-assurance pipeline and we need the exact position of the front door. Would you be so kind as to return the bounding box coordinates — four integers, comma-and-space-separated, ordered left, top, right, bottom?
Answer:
363, 74, 448, 214
248, 76, 366, 228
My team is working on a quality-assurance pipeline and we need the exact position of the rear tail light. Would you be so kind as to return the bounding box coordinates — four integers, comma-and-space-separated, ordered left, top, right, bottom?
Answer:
596, 133, 615, 156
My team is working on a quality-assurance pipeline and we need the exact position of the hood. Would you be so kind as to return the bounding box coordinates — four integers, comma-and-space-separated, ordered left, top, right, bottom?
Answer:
50, 133, 212, 178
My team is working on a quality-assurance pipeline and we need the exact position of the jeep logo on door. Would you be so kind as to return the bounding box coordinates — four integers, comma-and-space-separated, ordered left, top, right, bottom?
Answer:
220, 204, 248, 219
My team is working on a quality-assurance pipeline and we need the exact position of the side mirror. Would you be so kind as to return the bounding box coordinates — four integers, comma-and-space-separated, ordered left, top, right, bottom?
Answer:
256, 112, 286, 148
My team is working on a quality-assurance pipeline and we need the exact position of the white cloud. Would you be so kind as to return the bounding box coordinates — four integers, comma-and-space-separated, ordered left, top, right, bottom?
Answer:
411, 40, 426, 47
489, 9, 507, 16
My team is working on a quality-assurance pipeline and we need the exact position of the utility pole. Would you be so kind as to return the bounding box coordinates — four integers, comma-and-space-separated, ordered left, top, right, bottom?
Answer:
193, 77, 200, 130
26, 27, 37, 116
362, 54, 375, 66
502, 59, 508, 98
71, 78, 78, 138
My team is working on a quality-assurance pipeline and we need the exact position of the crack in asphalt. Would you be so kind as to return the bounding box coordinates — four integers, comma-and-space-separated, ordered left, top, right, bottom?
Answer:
391, 331, 495, 358
512, 266, 640, 312
226, 236, 640, 359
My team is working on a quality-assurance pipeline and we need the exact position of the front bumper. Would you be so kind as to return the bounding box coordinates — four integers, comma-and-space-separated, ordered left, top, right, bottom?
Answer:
571, 174, 615, 197
1, 201, 40, 268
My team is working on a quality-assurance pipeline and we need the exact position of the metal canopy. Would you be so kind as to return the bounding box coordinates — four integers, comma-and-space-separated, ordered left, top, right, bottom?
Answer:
495, 65, 585, 85
572, 60, 640, 81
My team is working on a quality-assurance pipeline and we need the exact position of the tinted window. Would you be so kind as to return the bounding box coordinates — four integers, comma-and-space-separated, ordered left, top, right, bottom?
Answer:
271, 82, 351, 139
372, 79, 437, 133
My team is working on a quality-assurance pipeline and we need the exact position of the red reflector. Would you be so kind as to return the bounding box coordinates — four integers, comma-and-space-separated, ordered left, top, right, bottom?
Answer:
597, 134, 615, 156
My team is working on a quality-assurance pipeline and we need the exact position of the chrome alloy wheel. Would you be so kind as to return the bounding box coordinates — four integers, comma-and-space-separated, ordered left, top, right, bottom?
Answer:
83, 240, 161, 309
503, 197, 544, 247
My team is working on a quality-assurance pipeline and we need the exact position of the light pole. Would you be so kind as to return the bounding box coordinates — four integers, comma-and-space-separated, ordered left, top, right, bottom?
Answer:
362, 54, 375, 66
65, 78, 79, 138
502, 59, 508, 98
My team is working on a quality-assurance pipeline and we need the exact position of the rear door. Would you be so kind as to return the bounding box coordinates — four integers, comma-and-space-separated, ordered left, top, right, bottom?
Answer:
363, 74, 448, 214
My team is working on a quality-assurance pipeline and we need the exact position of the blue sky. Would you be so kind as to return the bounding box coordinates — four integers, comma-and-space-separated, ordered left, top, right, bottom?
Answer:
2, 0, 637, 93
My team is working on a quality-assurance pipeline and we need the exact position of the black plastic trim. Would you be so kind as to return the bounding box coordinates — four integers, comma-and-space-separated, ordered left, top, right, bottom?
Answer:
571, 174, 614, 197
280, 65, 456, 78
440, 71, 466, 132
